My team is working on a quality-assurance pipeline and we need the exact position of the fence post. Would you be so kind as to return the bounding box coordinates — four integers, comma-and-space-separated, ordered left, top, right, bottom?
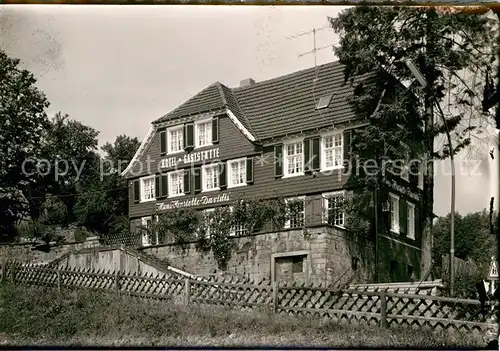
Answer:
273, 281, 278, 313
57, 269, 61, 292
11, 264, 16, 284
115, 271, 120, 296
184, 278, 190, 305
379, 289, 387, 328
0, 261, 4, 284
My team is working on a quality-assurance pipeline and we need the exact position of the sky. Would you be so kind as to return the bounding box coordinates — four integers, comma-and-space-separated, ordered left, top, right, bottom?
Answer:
0, 5, 498, 217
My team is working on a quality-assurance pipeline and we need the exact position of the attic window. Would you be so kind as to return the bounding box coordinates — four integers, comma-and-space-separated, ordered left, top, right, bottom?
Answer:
316, 94, 333, 110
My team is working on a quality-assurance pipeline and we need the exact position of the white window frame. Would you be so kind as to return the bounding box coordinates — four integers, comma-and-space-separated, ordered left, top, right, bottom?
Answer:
202, 163, 220, 192
285, 196, 305, 229
389, 193, 400, 234
194, 118, 213, 148
167, 125, 184, 155
283, 139, 304, 178
140, 175, 156, 203
418, 160, 424, 190
227, 158, 247, 188
203, 208, 215, 239
321, 132, 344, 171
168, 170, 184, 198
322, 191, 346, 228
141, 216, 159, 247
407, 202, 415, 240
229, 206, 247, 237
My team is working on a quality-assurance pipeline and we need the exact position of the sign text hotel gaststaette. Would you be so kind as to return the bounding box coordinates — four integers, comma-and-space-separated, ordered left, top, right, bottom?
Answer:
161, 147, 220, 168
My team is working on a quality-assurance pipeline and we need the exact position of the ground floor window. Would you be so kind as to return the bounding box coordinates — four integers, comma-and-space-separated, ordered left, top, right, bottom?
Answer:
285, 197, 305, 229
407, 202, 415, 240
202, 209, 216, 239
389, 193, 400, 233
141, 216, 159, 247
322, 192, 345, 227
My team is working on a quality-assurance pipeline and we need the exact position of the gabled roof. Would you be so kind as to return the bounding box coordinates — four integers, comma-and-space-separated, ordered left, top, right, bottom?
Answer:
233, 61, 374, 140
154, 83, 227, 124
152, 61, 375, 141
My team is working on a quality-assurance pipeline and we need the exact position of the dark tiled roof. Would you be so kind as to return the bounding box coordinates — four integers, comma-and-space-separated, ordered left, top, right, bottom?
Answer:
233, 61, 374, 140
153, 61, 374, 140
154, 83, 227, 124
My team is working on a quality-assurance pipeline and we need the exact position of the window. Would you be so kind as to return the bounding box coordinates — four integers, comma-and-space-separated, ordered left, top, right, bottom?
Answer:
141, 216, 158, 247
284, 141, 303, 177
203, 209, 215, 239
407, 202, 415, 240
168, 170, 184, 197
229, 206, 248, 236
322, 133, 343, 170
285, 197, 305, 229
323, 192, 345, 227
316, 93, 333, 109
233, 222, 248, 236
167, 126, 183, 154
228, 158, 246, 188
195, 119, 212, 148
202, 164, 219, 192
389, 193, 400, 233
291, 255, 305, 273
140, 176, 155, 202
418, 161, 424, 189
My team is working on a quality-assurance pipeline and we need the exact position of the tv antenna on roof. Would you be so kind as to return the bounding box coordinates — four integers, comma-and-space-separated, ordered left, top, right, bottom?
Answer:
286, 25, 334, 69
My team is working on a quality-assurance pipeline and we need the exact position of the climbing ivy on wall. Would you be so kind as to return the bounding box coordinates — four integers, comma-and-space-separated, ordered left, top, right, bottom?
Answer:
140, 197, 296, 271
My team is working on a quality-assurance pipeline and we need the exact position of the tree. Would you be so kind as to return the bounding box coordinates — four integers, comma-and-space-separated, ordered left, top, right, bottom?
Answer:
74, 135, 139, 235
0, 50, 50, 238
432, 210, 497, 269
30, 112, 101, 222
330, 5, 498, 279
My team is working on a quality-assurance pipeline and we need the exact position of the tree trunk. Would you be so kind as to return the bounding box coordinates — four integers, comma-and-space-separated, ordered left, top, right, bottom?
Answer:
420, 95, 434, 280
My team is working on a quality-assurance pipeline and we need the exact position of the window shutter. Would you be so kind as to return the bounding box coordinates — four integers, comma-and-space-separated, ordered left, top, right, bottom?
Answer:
219, 162, 227, 188
311, 137, 320, 171
161, 174, 168, 197
184, 123, 194, 149
415, 206, 421, 240
194, 166, 202, 193
160, 131, 167, 155
399, 199, 407, 236
246, 157, 253, 184
155, 175, 160, 199
380, 191, 390, 231
212, 117, 219, 144
133, 180, 140, 203
184, 169, 191, 194
343, 130, 352, 171
304, 138, 311, 173
275, 144, 283, 178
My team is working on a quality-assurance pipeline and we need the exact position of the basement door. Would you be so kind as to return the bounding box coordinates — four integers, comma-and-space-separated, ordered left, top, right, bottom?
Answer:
274, 255, 307, 285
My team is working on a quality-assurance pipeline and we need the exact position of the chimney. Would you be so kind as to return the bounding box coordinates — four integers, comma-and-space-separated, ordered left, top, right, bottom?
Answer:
240, 78, 256, 88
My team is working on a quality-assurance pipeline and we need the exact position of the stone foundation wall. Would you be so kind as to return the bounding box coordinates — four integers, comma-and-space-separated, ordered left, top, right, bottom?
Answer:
140, 225, 375, 286
0, 236, 100, 265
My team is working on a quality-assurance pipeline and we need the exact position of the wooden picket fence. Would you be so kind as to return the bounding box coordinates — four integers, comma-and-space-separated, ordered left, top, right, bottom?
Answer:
0, 261, 497, 337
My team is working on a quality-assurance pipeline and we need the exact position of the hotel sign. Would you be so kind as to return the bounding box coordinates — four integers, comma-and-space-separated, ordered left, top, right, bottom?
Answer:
384, 178, 420, 202
157, 193, 230, 211
161, 147, 220, 168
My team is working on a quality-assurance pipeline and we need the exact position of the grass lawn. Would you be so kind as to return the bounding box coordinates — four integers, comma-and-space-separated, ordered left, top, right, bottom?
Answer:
0, 282, 488, 348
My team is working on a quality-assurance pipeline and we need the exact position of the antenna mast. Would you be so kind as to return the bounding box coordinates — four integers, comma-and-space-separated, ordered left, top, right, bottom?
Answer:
286, 25, 334, 69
